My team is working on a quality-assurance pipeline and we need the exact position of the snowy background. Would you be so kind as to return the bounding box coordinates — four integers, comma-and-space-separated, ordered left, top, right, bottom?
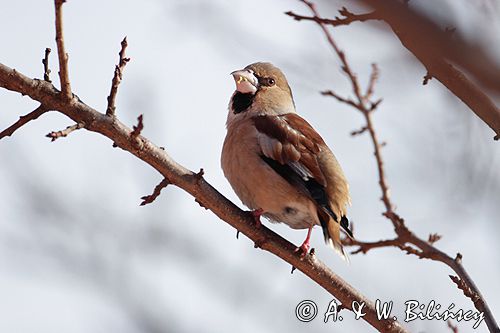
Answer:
1, 0, 499, 332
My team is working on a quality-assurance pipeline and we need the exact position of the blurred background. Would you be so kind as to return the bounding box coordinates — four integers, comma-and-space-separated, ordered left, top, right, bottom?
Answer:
1, 0, 499, 332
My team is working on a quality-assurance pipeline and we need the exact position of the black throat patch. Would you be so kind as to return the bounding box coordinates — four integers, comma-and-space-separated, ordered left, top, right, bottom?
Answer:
232, 92, 255, 114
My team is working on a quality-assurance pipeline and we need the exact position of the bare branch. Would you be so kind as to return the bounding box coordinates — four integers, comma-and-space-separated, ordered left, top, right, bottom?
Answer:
54, 0, 72, 100
130, 114, 144, 139
140, 178, 170, 206
350, 126, 367, 136
365, 63, 379, 100
106, 37, 130, 117
321, 90, 359, 110
0, 105, 48, 140
427, 233, 442, 245
285, 6, 379, 27
42, 48, 52, 83
0, 62, 409, 333
46, 122, 84, 141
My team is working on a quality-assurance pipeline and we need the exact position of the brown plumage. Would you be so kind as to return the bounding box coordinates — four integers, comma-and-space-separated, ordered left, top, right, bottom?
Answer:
222, 62, 352, 259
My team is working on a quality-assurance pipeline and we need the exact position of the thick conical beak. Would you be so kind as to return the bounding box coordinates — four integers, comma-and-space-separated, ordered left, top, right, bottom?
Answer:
231, 69, 258, 94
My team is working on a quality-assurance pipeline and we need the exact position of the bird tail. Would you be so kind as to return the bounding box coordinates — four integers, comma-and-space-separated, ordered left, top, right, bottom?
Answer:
317, 208, 350, 262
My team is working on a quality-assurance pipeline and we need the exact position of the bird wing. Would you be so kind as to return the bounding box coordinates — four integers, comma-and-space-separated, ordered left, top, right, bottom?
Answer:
252, 113, 326, 185
252, 113, 350, 226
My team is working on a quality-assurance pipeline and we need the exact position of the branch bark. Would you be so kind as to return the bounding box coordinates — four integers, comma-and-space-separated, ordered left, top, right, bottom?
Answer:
0, 62, 409, 333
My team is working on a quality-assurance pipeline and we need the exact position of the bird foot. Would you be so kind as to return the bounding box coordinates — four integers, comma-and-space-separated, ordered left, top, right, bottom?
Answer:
250, 208, 263, 228
295, 241, 310, 258
295, 226, 313, 258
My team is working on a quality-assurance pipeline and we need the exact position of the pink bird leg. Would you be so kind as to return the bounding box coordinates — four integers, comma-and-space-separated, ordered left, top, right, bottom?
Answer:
295, 226, 313, 257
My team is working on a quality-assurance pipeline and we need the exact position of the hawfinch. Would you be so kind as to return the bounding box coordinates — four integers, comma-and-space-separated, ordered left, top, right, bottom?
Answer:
221, 62, 352, 260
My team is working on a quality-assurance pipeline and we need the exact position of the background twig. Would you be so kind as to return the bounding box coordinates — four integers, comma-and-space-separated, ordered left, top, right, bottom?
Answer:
106, 37, 130, 117
54, 0, 71, 100
42, 47, 52, 83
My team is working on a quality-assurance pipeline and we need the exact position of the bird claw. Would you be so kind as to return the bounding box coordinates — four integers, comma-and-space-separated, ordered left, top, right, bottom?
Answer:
294, 242, 310, 258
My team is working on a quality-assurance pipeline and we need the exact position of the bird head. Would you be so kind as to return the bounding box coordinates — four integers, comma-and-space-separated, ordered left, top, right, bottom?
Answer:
229, 62, 295, 116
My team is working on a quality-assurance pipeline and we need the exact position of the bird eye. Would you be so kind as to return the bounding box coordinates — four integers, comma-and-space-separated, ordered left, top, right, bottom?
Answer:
257, 76, 276, 87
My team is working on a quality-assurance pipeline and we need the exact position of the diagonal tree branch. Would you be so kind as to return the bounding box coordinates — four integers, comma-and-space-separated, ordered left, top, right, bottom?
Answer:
0, 105, 49, 140
291, 1, 499, 332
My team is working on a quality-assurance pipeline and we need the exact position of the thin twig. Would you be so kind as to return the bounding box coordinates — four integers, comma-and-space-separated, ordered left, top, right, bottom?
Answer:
285, 6, 379, 27
365, 64, 379, 100
293, 1, 498, 332
54, 0, 71, 100
140, 178, 170, 206
46, 122, 84, 141
447, 320, 459, 333
0, 105, 48, 139
130, 114, 144, 139
42, 48, 52, 83
106, 37, 130, 117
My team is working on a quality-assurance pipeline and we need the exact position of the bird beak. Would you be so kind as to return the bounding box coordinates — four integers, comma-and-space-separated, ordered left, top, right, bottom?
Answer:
231, 69, 258, 94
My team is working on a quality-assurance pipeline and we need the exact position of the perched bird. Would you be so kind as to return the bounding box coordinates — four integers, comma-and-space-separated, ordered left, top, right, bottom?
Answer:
221, 62, 352, 260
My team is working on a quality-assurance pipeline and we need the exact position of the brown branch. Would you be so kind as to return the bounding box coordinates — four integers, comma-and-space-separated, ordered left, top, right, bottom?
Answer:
106, 37, 130, 117
46, 122, 84, 141
358, 0, 500, 95
0, 105, 48, 140
0, 61, 409, 333
285, 6, 379, 27
292, 1, 499, 332
54, 0, 71, 100
140, 178, 170, 206
42, 48, 52, 83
